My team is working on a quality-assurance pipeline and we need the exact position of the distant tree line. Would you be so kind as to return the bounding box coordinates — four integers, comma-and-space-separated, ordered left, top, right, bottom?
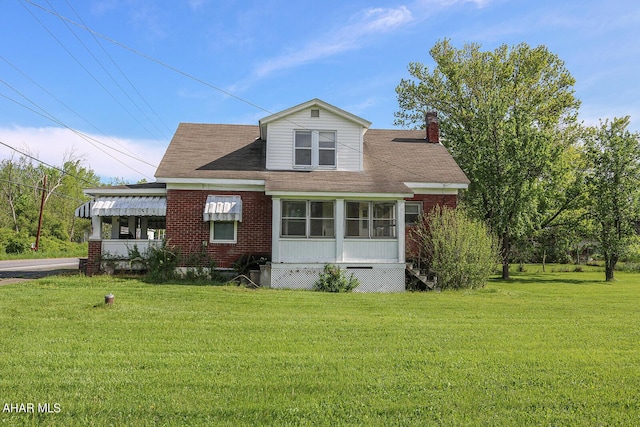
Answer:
0, 151, 100, 255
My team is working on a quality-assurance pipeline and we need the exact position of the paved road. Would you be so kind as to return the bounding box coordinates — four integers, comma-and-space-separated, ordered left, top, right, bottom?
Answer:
0, 258, 80, 280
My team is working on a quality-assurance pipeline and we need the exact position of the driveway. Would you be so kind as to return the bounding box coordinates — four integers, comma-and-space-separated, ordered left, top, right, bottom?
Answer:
0, 258, 80, 284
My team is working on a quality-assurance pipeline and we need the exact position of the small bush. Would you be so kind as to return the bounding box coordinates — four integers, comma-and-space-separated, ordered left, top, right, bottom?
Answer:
313, 264, 359, 293
411, 206, 499, 290
5, 234, 31, 254
145, 241, 179, 282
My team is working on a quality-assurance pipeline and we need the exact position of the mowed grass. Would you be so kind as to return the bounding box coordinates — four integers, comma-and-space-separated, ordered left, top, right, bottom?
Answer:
1, 268, 639, 426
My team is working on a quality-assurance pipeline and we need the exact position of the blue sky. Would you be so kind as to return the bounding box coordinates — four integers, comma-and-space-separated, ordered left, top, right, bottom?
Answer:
1, 0, 638, 182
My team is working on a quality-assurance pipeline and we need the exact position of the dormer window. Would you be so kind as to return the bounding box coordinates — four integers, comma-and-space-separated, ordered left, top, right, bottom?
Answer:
294, 130, 312, 166
294, 130, 336, 168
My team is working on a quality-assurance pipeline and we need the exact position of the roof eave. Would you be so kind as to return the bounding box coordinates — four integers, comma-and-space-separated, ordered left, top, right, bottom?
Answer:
259, 98, 372, 128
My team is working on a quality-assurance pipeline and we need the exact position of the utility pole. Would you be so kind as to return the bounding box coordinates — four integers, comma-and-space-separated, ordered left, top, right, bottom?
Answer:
34, 174, 47, 251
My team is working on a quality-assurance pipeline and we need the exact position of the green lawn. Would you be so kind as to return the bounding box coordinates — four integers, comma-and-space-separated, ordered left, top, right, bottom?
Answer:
1, 269, 639, 426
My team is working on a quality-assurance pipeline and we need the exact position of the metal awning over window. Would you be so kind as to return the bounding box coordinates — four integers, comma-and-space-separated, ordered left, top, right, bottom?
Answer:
204, 195, 242, 222
75, 196, 167, 217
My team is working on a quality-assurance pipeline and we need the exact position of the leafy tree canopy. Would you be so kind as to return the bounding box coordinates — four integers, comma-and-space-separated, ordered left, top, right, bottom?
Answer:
395, 39, 580, 278
584, 116, 640, 281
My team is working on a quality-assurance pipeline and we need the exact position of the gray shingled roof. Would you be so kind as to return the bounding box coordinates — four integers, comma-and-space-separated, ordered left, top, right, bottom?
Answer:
155, 123, 469, 194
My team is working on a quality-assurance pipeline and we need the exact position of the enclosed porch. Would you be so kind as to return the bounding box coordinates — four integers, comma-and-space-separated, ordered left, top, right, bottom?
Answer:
75, 194, 167, 267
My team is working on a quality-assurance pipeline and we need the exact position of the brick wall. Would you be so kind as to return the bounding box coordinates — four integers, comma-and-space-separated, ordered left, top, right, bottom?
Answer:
166, 190, 272, 268
404, 193, 459, 260
87, 240, 102, 275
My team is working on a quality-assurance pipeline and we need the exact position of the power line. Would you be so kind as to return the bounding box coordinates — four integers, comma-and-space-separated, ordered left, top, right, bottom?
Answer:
0, 139, 97, 188
0, 80, 157, 179
0, 177, 87, 203
20, 0, 453, 187
22, 0, 276, 116
44, 0, 171, 141
19, 0, 167, 144
63, 0, 173, 138
0, 55, 162, 157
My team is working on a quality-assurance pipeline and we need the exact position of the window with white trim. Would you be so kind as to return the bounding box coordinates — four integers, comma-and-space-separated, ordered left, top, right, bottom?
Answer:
294, 130, 336, 168
405, 202, 423, 225
281, 200, 335, 238
345, 201, 396, 238
210, 221, 237, 243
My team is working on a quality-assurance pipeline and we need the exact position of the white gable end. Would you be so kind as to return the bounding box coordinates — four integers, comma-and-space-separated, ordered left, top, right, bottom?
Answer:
262, 100, 368, 172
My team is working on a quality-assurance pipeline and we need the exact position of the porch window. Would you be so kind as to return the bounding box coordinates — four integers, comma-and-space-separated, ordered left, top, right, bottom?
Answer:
405, 202, 423, 225
281, 200, 335, 238
294, 130, 336, 168
345, 201, 396, 238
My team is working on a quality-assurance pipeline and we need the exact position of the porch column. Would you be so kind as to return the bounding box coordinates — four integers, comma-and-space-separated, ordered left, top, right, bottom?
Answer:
397, 200, 405, 263
271, 198, 281, 263
90, 215, 101, 239
140, 217, 148, 239
335, 199, 344, 262
128, 216, 136, 239
110, 217, 120, 239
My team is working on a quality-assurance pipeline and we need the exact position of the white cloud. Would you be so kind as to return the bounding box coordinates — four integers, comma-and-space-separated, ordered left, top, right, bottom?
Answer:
188, 0, 207, 11
0, 126, 164, 183
254, 6, 413, 78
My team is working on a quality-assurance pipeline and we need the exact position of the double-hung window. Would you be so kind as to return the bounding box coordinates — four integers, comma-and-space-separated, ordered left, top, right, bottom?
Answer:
318, 131, 336, 166
281, 200, 335, 238
345, 201, 396, 238
405, 202, 423, 226
294, 130, 336, 168
210, 221, 237, 243
294, 131, 312, 167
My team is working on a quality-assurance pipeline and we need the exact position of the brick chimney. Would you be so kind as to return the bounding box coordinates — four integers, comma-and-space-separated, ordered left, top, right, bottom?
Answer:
426, 112, 439, 143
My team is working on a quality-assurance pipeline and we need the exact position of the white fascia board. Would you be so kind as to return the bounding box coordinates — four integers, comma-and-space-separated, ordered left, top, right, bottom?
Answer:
82, 188, 167, 197
265, 190, 413, 199
159, 177, 266, 191
405, 182, 468, 194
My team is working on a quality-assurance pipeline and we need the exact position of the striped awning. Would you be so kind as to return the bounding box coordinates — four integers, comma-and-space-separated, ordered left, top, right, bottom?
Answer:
75, 196, 167, 217
75, 200, 93, 218
203, 195, 242, 222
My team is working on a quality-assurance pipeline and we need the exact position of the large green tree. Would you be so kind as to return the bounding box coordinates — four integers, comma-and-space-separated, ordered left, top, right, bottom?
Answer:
584, 117, 640, 281
395, 40, 580, 278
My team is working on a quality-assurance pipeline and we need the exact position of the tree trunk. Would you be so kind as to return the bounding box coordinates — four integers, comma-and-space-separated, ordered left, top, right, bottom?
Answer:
605, 256, 617, 281
501, 233, 510, 279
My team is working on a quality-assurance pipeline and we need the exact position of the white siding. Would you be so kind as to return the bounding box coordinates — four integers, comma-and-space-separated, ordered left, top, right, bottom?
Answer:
276, 239, 399, 264
265, 107, 363, 171
279, 239, 336, 263
343, 240, 399, 262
